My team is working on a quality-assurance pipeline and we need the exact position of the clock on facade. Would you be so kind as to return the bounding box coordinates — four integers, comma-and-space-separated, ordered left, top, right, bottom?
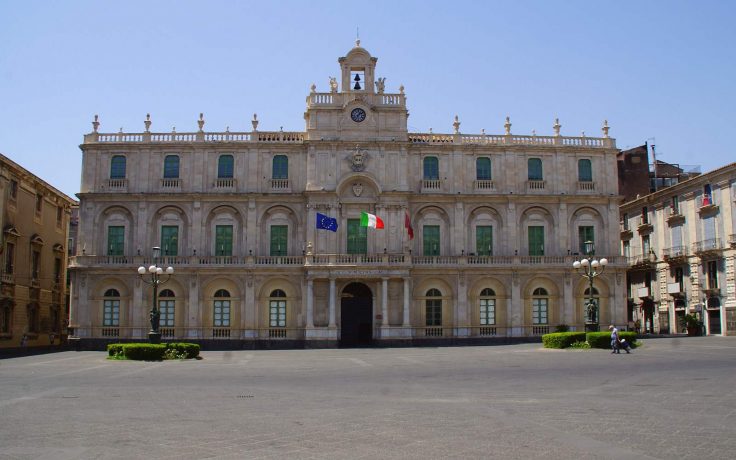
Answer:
350, 108, 366, 123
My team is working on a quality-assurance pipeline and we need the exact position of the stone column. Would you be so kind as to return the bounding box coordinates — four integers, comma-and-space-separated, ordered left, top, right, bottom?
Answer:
563, 273, 573, 326
306, 278, 314, 328
381, 277, 389, 326
511, 272, 522, 335
402, 277, 411, 327
328, 277, 336, 327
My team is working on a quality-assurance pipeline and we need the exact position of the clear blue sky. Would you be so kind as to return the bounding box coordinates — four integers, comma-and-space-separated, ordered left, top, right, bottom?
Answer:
1, 0, 734, 198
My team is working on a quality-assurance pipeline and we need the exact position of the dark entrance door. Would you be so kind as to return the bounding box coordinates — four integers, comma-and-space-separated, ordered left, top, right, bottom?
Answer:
708, 297, 721, 335
340, 282, 373, 347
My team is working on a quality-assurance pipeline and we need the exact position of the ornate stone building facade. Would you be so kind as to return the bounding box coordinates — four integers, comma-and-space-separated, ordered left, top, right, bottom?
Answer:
70, 43, 627, 347
0, 153, 76, 350
621, 163, 736, 335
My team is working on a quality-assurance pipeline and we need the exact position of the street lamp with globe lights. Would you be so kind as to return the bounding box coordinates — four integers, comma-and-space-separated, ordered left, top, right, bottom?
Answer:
572, 240, 608, 332
137, 246, 174, 343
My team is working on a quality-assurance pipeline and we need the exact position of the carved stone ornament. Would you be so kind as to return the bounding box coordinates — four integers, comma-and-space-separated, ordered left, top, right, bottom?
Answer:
349, 147, 368, 172
352, 183, 363, 197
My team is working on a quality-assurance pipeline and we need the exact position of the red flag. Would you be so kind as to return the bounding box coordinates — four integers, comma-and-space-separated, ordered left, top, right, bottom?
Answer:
405, 210, 414, 240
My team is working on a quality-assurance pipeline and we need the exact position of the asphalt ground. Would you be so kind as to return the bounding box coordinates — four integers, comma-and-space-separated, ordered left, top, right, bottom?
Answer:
1, 337, 735, 459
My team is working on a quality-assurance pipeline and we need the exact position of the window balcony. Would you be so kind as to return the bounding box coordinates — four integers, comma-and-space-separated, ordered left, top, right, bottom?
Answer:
421, 179, 442, 192
729, 234, 736, 247
213, 178, 236, 189
698, 198, 718, 215
1, 273, 14, 284
525, 180, 546, 191
473, 180, 495, 191
269, 178, 290, 191
628, 253, 656, 268
106, 178, 128, 190
662, 246, 688, 264
666, 208, 685, 225
692, 238, 722, 256
160, 178, 181, 189
667, 282, 684, 297
637, 222, 654, 234
577, 181, 595, 192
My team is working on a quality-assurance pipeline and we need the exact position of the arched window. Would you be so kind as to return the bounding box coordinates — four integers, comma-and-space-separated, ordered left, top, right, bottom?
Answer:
528, 158, 543, 181
479, 288, 496, 325
159, 289, 175, 327
269, 289, 286, 328
425, 288, 442, 326
217, 155, 234, 179
164, 155, 180, 179
532, 288, 548, 325
272, 155, 288, 180
103, 289, 120, 327
476, 157, 491, 180
578, 159, 592, 182
213, 289, 231, 327
423, 157, 439, 180
110, 156, 126, 179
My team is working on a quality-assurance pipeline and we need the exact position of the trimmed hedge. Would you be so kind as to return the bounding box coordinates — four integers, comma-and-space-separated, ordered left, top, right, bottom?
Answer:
586, 331, 638, 349
542, 332, 586, 349
107, 342, 200, 361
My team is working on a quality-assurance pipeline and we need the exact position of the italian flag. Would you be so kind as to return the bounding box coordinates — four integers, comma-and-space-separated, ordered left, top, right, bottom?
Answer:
360, 211, 384, 229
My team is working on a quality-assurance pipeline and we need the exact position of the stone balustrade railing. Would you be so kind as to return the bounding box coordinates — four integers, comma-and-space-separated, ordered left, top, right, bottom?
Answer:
409, 132, 615, 148
70, 254, 626, 269
307, 92, 406, 108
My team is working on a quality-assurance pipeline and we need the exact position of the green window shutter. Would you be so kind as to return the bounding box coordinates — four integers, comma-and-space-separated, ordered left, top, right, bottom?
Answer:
425, 299, 442, 326
476, 157, 491, 180
110, 155, 126, 179
215, 225, 233, 256
107, 226, 125, 256
269, 300, 286, 327
528, 226, 544, 256
528, 158, 543, 181
163, 155, 180, 179
270, 225, 288, 256
476, 226, 493, 256
272, 155, 288, 179
578, 226, 594, 254
423, 225, 440, 256
578, 159, 592, 182
218, 155, 234, 178
347, 219, 367, 254
161, 226, 179, 256
423, 157, 439, 180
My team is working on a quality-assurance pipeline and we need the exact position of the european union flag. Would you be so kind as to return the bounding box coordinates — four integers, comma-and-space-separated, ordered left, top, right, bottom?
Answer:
316, 212, 338, 232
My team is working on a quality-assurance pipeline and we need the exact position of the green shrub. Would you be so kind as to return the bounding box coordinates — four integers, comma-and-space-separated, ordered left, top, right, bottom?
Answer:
568, 341, 590, 349
586, 331, 639, 349
555, 324, 570, 332
105, 342, 200, 361
542, 332, 586, 349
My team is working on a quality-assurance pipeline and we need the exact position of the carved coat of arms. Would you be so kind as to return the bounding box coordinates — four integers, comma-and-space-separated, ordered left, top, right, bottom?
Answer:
352, 183, 363, 197
349, 147, 368, 172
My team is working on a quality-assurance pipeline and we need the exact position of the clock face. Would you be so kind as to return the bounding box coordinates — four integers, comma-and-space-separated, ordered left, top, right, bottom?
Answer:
350, 108, 366, 123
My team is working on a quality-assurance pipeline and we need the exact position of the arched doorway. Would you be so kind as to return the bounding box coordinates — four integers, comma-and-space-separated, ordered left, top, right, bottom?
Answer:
340, 282, 373, 347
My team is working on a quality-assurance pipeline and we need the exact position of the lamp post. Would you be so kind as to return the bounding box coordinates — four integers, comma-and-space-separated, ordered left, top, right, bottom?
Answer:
572, 240, 608, 332
137, 246, 174, 343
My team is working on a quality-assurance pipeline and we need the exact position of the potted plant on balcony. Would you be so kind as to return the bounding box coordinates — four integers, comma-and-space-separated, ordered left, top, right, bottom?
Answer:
680, 314, 702, 336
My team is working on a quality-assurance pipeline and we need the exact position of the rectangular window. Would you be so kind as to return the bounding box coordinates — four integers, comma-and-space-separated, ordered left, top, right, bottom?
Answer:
161, 226, 179, 256
347, 219, 367, 254
0, 304, 10, 333
528, 226, 544, 256
423, 157, 439, 180
671, 225, 682, 248
675, 267, 684, 292
578, 159, 592, 182
269, 300, 286, 327
476, 226, 493, 256
622, 213, 629, 230
107, 226, 125, 256
707, 260, 718, 290
671, 196, 680, 214
217, 155, 234, 179
425, 299, 442, 326
476, 157, 491, 180
56, 206, 63, 227
31, 250, 40, 280
532, 298, 548, 324
272, 155, 288, 179
480, 299, 495, 325
642, 235, 651, 255
35, 194, 43, 213
703, 215, 716, 242
528, 158, 543, 181
159, 300, 175, 327
54, 258, 62, 283
4, 242, 14, 274
578, 226, 594, 254
213, 300, 230, 327
623, 240, 631, 258
9, 179, 18, 200
164, 155, 180, 179
423, 225, 440, 256
270, 225, 288, 256
103, 300, 120, 326
641, 207, 649, 224
215, 225, 233, 256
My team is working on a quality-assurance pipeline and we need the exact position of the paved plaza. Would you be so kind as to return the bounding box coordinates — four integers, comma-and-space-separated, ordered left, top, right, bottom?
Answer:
1, 337, 736, 459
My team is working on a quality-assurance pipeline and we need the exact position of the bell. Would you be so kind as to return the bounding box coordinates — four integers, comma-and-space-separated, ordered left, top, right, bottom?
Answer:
353, 82, 362, 90
354, 73, 361, 81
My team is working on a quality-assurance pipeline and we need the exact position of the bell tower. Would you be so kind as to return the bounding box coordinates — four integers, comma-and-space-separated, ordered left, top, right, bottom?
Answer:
303, 42, 408, 141
339, 40, 377, 93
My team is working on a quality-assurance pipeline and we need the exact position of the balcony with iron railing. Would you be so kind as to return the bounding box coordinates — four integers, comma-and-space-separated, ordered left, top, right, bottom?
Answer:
662, 246, 689, 263
729, 234, 736, 247
692, 238, 722, 255
628, 252, 657, 268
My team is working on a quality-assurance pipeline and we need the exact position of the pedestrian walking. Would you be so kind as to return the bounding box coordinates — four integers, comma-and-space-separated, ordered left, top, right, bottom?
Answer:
609, 325, 620, 354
